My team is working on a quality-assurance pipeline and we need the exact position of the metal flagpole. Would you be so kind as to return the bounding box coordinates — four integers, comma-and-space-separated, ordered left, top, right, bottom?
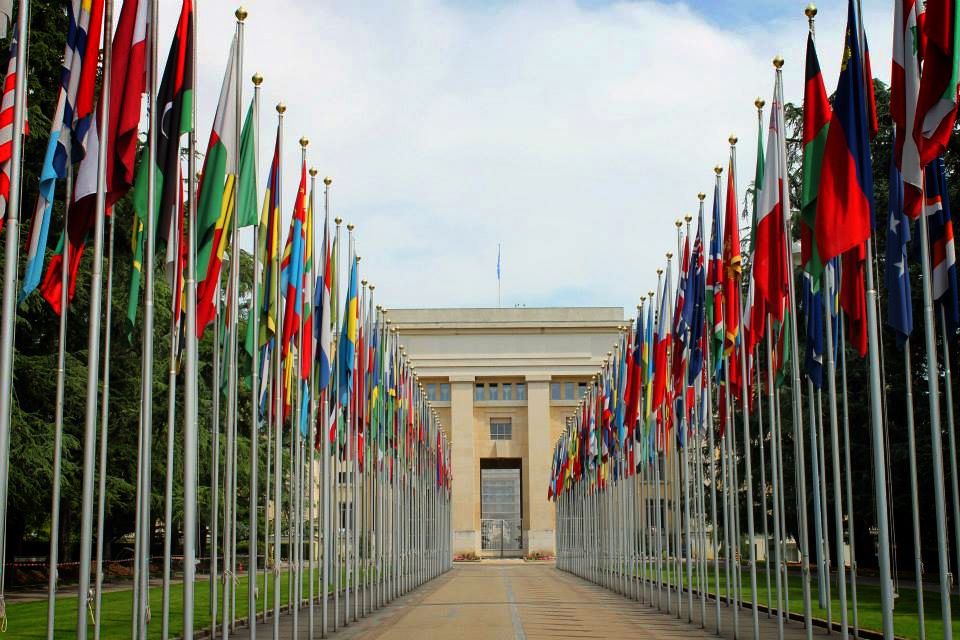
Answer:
183, 24, 200, 630
248, 70, 262, 640
308, 166, 318, 640
771, 56, 814, 640
755, 343, 771, 617
0, 4, 28, 623
271, 100, 285, 640
806, 376, 826, 609
730, 134, 760, 640
916, 175, 954, 639
76, 2, 113, 637
939, 304, 960, 594
210, 253, 220, 638
822, 267, 849, 639
353, 269, 362, 623
93, 195, 118, 640
765, 326, 784, 640
333, 217, 341, 633
837, 319, 859, 635
345, 225, 356, 625
903, 340, 926, 640
46, 164, 72, 640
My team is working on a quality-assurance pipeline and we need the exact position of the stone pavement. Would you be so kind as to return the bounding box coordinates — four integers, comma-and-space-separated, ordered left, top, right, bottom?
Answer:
228, 560, 836, 639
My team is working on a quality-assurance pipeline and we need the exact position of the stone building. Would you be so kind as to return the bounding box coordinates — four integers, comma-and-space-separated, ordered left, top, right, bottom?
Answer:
387, 307, 624, 557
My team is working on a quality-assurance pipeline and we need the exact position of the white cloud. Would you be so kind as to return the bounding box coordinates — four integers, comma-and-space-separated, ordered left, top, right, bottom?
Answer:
158, 0, 894, 315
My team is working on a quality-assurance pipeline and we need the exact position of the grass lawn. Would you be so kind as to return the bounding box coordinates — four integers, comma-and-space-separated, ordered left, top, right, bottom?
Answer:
629, 559, 960, 640
5, 566, 359, 640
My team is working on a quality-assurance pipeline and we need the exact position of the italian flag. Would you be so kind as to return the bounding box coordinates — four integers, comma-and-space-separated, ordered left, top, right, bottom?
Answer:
753, 74, 788, 322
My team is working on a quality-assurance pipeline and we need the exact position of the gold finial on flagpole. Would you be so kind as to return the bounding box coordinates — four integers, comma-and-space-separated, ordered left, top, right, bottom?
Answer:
309, 168, 318, 177
773, 55, 784, 69
698, 192, 706, 201
335, 217, 342, 225
648, 290, 655, 298
656, 268, 663, 277
324, 176, 333, 186
252, 72, 263, 86
347, 223, 355, 231
685, 214, 693, 224
805, 3, 817, 18
235, 6, 248, 21
728, 134, 738, 146
276, 102, 286, 114
755, 97, 765, 110
361, 279, 368, 287
300, 137, 309, 148
714, 165, 723, 175
666, 251, 673, 260
675, 219, 682, 229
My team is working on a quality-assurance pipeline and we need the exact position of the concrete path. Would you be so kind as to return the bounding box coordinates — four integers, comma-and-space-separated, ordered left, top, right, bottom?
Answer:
228, 560, 839, 639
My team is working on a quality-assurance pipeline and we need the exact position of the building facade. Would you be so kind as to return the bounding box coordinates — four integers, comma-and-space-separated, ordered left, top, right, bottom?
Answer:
387, 307, 624, 557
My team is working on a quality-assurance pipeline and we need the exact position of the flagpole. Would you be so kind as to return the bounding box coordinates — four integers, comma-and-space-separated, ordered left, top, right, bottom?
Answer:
764, 323, 785, 639
248, 69, 262, 640
0, 0, 28, 615
729, 133, 760, 640
271, 100, 285, 640
939, 304, 960, 594
916, 178, 954, 639
76, 1, 114, 636
93, 200, 117, 640
770, 56, 813, 640
183, 8, 200, 626
308, 165, 318, 640
46, 164, 72, 640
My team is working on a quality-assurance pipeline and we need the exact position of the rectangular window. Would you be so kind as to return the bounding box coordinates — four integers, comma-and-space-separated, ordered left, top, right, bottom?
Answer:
564, 381, 575, 400
488, 383, 499, 401
439, 383, 451, 401
426, 383, 437, 401
516, 383, 526, 400
475, 383, 485, 401
502, 383, 513, 400
578, 382, 587, 399
550, 382, 561, 400
490, 418, 513, 440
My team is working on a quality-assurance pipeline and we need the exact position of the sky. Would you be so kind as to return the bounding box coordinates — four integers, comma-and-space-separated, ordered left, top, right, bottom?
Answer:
157, 0, 894, 315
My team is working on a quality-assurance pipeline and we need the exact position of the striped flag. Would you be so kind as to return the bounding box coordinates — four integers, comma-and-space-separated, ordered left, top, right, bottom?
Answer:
280, 160, 307, 421
21, 0, 105, 302
915, 0, 959, 166
705, 177, 724, 367
891, 0, 926, 218
0, 20, 27, 230
926, 157, 959, 330
316, 185, 333, 391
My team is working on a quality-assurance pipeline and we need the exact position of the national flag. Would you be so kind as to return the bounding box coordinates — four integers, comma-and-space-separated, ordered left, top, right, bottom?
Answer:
706, 176, 724, 365
338, 252, 359, 407
315, 185, 333, 391
915, 0, 959, 166
722, 154, 741, 360
802, 273, 824, 390
886, 132, 913, 346
754, 74, 788, 324
0, 21, 28, 230
892, 0, 926, 218
280, 160, 307, 421
687, 209, 706, 384
20, 0, 105, 302
744, 98, 766, 354
815, 0, 876, 264
195, 36, 240, 335
926, 157, 959, 330
801, 31, 831, 278
124, 0, 194, 332
651, 261, 672, 414
840, 243, 868, 357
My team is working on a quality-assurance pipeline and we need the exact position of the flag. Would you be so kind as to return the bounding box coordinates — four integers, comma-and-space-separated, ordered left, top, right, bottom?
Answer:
0, 21, 27, 230
20, 0, 105, 301
754, 74, 788, 323
802, 273, 824, 390
722, 154, 741, 359
892, 0, 926, 218
315, 189, 333, 390
195, 36, 239, 336
915, 0, 959, 166
652, 261, 672, 414
124, 0, 193, 331
926, 157, 960, 330
280, 160, 307, 421
886, 133, 913, 346
687, 210, 706, 384
338, 246, 359, 408
801, 31, 831, 278
840, 243, 868, 357
706, 177, 724, 366
815, 0, 876, 264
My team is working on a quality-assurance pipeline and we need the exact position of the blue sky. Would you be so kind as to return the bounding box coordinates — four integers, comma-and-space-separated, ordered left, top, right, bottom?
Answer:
169, 0, 893, 313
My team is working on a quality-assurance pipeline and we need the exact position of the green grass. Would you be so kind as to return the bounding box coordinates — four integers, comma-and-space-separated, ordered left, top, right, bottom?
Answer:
5, 565, 366, 640
621, 559, 959, 640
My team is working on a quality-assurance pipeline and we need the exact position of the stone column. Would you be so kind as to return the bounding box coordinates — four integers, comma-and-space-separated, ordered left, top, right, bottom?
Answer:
525, 374, 554, 554
450, 375, 478, 555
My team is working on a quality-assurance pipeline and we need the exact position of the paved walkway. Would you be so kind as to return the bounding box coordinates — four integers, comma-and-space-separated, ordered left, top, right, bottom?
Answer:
229, 560, 839, 639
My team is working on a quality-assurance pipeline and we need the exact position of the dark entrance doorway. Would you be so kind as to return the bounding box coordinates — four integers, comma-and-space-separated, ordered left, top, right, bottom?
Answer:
480, 459, 522, 557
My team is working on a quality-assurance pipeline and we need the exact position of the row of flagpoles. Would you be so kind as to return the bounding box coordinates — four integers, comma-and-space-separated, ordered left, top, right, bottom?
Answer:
0, 1, 453, 639
550, 2, 959, 640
